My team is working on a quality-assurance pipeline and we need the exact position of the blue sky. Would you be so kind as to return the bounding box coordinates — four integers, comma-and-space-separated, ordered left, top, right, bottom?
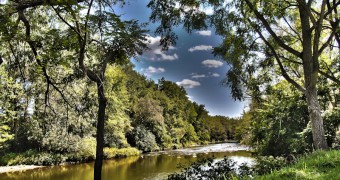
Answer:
115, 0, 245, 118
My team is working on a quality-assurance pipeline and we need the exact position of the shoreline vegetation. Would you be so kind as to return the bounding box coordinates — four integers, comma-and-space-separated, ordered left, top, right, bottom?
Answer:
166, 150, 340, 180
0, 141, 238, 174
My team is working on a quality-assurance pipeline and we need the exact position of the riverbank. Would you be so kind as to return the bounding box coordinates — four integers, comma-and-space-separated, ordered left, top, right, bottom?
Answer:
0, 143, 252, 179
255, 150, 340, 179
0, 147, 140, 173
0, 165, 44, 174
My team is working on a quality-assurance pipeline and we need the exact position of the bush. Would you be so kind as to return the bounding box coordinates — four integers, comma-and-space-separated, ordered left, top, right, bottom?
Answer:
103, 147, 140, 159
168, 158, 251, 180
253, 156, 287, 175
127, 126, 159, 152
3, 150, 68, 166
69, 137, 96, 161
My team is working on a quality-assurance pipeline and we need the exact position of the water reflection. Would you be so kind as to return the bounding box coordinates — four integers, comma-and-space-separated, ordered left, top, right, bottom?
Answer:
0, 143, 253, 180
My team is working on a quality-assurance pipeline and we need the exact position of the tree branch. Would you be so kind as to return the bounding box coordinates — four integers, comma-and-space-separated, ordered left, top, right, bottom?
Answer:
51, 5, 83, 40
18, 10, 71, 107
312, 0, 327, 72
296, 0, 317, 25
319, 70, 340, 85
243, 0, 302, 58
12, 0, 85, 10
248, 18, 306, 93
318, 25, 337, 55
282, 16, 302, 43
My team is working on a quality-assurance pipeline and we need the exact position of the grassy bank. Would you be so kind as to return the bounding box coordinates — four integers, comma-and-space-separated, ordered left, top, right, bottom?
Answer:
0, 147, 140, 167
256, 150, 340, 180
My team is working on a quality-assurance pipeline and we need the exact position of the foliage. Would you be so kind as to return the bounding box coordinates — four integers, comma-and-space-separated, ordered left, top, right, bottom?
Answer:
0, 1, 258, 171
323, 108, 340, 147
2, 150, 68, 166
253, 156, 287, 175
168, 157, 252, 180
148, 0, 339, 150
127, 126, 160, 152
103, 147, 140, 159
256, 150, 340, 180
104, 65, 131, 148
245, 82, 313, 157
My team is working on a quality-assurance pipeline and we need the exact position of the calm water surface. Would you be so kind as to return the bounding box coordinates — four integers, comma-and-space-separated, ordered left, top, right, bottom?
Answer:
0, 143, 253, 180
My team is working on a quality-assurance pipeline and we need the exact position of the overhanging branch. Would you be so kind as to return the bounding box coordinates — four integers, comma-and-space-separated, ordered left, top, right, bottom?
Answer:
248, 18, 306, 94
244, 0, 302, 58
12, 0, 85, 10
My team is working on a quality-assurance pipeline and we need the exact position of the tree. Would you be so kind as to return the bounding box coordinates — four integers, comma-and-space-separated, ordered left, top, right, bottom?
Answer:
1, 1, 147, 179
148, 0, 339, 149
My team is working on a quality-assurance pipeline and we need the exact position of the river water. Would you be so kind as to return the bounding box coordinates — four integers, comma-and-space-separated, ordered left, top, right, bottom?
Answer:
0, 143, 253, 180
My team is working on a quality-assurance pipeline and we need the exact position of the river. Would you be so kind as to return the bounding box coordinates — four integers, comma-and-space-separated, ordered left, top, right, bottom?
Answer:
0, 143, 253, 180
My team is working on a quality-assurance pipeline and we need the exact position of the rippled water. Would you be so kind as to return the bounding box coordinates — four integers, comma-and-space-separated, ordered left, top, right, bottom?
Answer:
0, 143, 254, 180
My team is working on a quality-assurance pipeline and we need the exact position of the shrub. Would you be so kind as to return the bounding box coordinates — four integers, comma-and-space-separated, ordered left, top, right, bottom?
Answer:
127, 126, 159, 152
168, 158, 246, 180
67, 137, 96, 162
4, 150, 67, 166
253, 156, 286, 175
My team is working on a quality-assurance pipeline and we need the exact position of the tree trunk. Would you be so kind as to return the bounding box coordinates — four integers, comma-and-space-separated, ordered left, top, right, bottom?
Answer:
305, 87, 328, 149
299, 4, 328, 150
94, 82, 107, 180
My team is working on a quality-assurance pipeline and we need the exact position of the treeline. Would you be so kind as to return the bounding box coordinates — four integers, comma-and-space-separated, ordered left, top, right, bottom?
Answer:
0, 63, 240, 164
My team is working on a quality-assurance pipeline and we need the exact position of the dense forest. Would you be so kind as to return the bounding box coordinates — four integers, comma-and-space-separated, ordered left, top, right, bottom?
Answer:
0, 0, 339, 180
0, 61, 242, 153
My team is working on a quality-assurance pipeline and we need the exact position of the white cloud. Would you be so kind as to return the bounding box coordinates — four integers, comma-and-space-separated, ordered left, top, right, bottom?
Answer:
188, 45, 213, 52
176, 79, 201, 88
202, 60, 223, 68
143, 35, 179, 61
211, 73, 220, 77
141, 66, 165, 76
196, 30, 212, 36
191, 74, 206, 79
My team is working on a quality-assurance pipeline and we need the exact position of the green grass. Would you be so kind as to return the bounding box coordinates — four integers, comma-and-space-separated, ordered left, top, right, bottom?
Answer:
255, 150, 340, 180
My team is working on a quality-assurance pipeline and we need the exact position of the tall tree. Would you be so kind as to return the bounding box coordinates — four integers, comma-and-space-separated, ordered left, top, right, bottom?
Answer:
148, 0, 339, 149
1, 1, 147, 179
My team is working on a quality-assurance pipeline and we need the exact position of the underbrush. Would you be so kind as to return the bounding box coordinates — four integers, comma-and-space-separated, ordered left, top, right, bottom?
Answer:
0, 147, 140, 166
256, 150, 340, 180
103, 147, 140, 159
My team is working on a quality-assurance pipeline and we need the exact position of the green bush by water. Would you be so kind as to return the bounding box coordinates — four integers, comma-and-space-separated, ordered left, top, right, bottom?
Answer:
104, 147, 140, 158
0, 147, 141, 166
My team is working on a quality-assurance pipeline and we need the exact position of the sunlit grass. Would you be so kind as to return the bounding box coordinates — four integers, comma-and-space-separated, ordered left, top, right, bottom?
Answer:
256, 150, 340, 180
